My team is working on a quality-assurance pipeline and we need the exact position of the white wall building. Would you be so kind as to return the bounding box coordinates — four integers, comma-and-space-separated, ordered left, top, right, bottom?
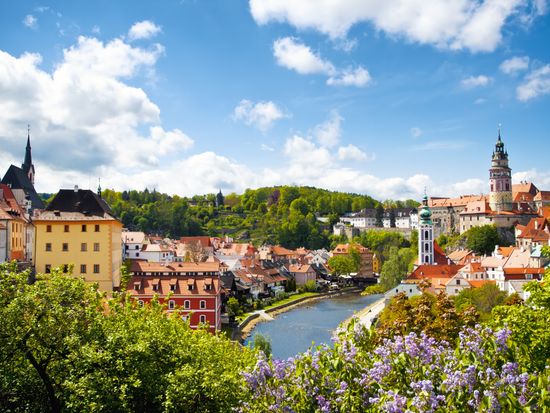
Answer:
122, 231, 148, 260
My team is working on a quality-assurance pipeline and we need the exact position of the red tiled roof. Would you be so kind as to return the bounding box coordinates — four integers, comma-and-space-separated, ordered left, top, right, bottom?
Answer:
468, 280, 496, 288
128, 276, 219, 295
180, 236, 212, 248
408, 264, 464, 280
504, 267, 545, 275
534, 191, 550, 201
130, 261, 220, 273
289, 264, 313, 273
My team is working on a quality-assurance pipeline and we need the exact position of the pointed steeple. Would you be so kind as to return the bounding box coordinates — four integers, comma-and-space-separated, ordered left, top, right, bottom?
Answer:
97, 178, 102, 198
21, 124, 35, 185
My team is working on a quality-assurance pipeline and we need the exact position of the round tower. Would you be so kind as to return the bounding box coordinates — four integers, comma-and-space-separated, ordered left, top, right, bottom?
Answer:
488, 129, 513, 212
418, 194, 434, 265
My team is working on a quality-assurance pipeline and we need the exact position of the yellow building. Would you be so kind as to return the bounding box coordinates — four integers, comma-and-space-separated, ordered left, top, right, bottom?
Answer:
34, 188, 122, 292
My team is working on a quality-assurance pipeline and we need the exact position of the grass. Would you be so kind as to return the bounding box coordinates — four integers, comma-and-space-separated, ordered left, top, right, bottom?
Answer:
263, 291, 319, 311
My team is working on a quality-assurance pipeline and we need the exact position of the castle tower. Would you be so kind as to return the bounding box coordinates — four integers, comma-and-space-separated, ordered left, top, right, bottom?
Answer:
418, 194, 434, 265
21, 126, 35, 186
488, 129, 513, 212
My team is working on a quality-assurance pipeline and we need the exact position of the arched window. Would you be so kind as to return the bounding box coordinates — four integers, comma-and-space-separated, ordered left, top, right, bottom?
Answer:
184, 300, 190, 309
424, 230, 429, 239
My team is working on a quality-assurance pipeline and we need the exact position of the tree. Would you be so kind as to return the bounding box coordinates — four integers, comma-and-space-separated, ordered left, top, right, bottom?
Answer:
389, 208, 396, 228
465, 225, 500, 255
249, 333, 272, 358
227, 297, 242, 317
328, 255, 356, 276
375, 204, 384, 227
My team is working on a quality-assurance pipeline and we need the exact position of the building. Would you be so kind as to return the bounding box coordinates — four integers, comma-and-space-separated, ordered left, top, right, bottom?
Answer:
429, 131, 539, 234
122, 231, 149, 260
1, 131, 44, 211
139, 243, 175, 263
128, 275, 221, 332
331, 243, 375, 279
418, 195, 435, 265
288, 263, 317, 286
0, 184, 32, 262
34, 188, 123, 292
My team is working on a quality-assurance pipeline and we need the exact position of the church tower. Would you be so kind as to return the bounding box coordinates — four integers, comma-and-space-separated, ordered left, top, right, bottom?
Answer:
488, 129, 513, 212
21, 126, 35, 186
418, 194, 434, 265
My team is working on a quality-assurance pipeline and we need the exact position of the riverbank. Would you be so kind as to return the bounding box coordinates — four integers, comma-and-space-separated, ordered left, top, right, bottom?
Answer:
237, 288, 361, 341
340, 295, 386, 330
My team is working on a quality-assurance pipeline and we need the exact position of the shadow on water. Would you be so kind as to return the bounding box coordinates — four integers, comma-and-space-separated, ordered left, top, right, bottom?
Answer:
244, 293, 381, 360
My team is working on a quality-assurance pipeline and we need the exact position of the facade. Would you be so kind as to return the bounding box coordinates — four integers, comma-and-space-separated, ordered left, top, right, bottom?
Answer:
122, 231, 148, 260
288, 263, 317, 286
139, 243, 175, 263
34, 188, 123, 292
418, 195, 435, 265
331, 243, 375, 278
0, 184, 32, 262
488, 131, 513, 212
128, 276, 221, 332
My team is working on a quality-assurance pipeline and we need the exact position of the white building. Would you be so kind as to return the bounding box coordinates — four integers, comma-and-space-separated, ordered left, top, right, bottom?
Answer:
122, 231, 148, 260
140, 243, 174, 263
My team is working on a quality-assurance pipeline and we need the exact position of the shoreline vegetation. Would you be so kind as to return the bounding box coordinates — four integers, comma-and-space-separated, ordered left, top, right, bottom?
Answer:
238, 288, 362, 340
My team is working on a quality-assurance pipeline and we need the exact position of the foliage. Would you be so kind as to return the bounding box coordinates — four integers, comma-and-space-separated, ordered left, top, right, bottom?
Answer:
227, 297, 242, 317
362, 284, 387, 295
491, 270, 550, 372
465, 225, 501, 255
241, 319, 549, 412
454, 283, 508, 319
100, 186, 379, 249
0, 263, 255, 412
377, 291, 479, 343
298, 280, 318, 293
249, 333, 272, 358
327, 255, 356, 276
355, 230, 410, 263
378, 246, 416, 289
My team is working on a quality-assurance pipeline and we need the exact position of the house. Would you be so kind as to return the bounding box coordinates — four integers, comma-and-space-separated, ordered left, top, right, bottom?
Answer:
331, 243, 375, 279
129, 260, 222, 277
140, 243, 175, 263
33, 188, 123, 293
122, 231, 148, 260
1, 132, 44, 211
496, 267, 545, 300
127, 276, 221, 332
0, 184, 32, 262
288, 263, 316, 286
515, 217, 549, 249
386, 282, 422, 300
444, 273, 471, 296
447, 249, 475, 265
405, 264, 464, 294
534, 191, 550, 212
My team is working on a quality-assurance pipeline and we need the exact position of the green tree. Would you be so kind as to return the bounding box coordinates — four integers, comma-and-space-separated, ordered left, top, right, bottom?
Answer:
328, 255, 356, 276
465, 225, 500, 255
249, 333, 272, 358
375, 204, 384, 227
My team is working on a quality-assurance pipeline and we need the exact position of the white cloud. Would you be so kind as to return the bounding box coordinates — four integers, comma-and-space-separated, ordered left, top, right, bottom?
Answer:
91, 25, 101, 35
23, 14, 37, 29
128, 20, 162, 41
410, 127, 423, 138
461, 75, 493, 88
338, 144, 369, 161
313, 111, 342, 148
273, 37, 335, 75
327, 66, 371, 87
251, 0, 541, 53
261, 144, 275, 151
513, 169, 550, 188
0, 30, 193, 190
500, 56, 530, 74
233, 99, 288, 132
516, 64, 550, 101
474, 98, 487, 104
272, 37, 370, 87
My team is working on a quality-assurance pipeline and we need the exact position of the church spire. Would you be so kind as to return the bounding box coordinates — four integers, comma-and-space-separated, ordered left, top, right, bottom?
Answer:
21, 124, 35, 185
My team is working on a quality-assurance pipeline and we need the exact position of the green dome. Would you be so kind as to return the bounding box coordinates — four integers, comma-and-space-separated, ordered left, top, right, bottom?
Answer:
419, 195, 432, 224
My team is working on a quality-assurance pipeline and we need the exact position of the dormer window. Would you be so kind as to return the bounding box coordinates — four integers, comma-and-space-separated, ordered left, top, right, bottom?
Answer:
134, 281, 142, 290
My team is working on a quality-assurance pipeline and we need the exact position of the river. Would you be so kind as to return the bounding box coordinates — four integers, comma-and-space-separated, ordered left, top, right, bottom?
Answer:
244, 293, 382, 360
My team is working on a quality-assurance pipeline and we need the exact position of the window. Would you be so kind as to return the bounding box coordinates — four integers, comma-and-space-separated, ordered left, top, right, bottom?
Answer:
200, 300, 206, 309
45, 243, 52, 252
188, 284, 194, 291
152, 283, 159, 291
46, 225, 52, 232
93, 264, 100, 274
94, 224, 100, 232
64, 225, 69, 232
81, 224, 87, 232
45, 264, 51, 273
62, 264, 69, 273
184, 300, 190, 309
136, 252, 140, 257
135, 245, 139, 250
199, 315, 206, 324
81, 243, 87, 252
62, 243, 69, 252
94, 243, 100, 252
456, 279, 460, 285
181, 315, 188, 321
80, 264, 87, 274
168, 300, 175, 310
138, 300, 144, 307
455, 288, 459, 293
170, 284, 176, 291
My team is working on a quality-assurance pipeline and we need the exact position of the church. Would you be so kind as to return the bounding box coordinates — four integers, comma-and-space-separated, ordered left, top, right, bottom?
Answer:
428, 131, 540, 235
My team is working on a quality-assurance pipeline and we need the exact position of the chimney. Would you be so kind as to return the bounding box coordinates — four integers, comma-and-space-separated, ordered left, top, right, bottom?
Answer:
534, 220, 539, 230
74, 185, 79, 193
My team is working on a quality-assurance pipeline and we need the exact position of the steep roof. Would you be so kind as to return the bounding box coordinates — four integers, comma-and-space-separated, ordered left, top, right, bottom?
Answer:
128, 276, 219, 296
1, 165, 44, 209
130, 260, 220, 273
512, 182, 539, 197
35, 189, 116, 221
180, 236, 212, 248
408, 264, 463, 280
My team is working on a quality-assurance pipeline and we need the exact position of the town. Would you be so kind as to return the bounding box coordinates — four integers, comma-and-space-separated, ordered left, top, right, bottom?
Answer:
1, 129, 548, 338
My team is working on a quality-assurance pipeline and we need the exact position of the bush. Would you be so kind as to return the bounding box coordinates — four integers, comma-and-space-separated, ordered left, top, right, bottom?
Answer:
362, 284, 387, 295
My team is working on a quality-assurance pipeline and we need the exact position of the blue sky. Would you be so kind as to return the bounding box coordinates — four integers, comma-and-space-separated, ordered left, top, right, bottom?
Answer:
0, 0, 549, 200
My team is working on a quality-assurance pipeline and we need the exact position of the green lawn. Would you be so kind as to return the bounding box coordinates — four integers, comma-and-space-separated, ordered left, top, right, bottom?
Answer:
263, 291, 319, 311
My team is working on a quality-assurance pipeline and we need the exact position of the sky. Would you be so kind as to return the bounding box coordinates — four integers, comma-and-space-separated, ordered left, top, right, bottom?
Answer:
0, 0, 549, 201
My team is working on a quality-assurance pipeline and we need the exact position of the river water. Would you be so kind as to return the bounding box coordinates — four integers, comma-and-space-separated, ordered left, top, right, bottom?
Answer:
244, 293, 382, 360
